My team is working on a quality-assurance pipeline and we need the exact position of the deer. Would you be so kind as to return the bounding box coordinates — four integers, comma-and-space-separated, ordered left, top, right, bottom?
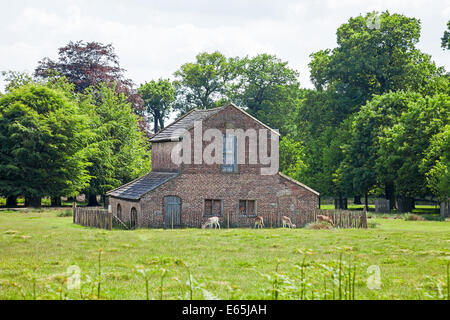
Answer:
281, 216, 296, 228
201, 216, 220, 229
317, 214, 334, 226
254, 216, 264, 229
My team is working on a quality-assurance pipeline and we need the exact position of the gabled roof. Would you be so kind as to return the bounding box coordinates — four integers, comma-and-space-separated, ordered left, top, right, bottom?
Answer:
278, 172, 320, 196
106, 171, 178, 200
149, 103, 280, 142
149, 107, 224, 142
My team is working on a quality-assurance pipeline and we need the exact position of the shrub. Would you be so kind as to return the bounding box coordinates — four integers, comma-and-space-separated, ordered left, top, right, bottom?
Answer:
305, 222, 334, 230
404, 214, 425, 221
367, 221, 380, 228
57, 210, 73, 217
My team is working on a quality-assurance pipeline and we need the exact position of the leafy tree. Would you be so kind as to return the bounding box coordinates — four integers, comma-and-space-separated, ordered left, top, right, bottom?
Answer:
173, 51, 234, 114
422, 125, 450, 201
442, 20, 450, 50
0, 84, 91, 207
138, 79, 175, 132
230, 54, 300, 133
35, 41, 131, 93
80, 84, 151, 206
1, 71, 33, 92
309, 11, 441, 119
279, 135, 307, 181
378, 93, 450, 210
34, 41, 145, 125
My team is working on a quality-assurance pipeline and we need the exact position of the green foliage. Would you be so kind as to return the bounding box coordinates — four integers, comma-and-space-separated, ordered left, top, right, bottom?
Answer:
422, 125, 450, 200
378, 93, 450, 198
442, 20, 450, 50
309, 11, 440, 109
56, 209, 73, 217
138, 79, 175, 132
80, 84, 151, 198
1, 71, 34, 92
279, 136, 306, 181
0, 83, 91, 202
173, 51, 234, 114
230, 54, 300, 134
340, 92, 421, 198
172, 52, 300, 135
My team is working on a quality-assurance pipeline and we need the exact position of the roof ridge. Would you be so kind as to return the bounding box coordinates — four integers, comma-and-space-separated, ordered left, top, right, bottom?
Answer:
278, 172, 320, 196
150, 108, 198, 140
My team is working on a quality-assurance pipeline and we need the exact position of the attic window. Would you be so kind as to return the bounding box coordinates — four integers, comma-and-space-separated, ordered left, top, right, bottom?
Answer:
222, 133, 238, 173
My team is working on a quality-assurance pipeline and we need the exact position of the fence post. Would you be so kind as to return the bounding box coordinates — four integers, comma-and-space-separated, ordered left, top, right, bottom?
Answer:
227, 211, 230, 228
362, 206, 367, 228
107, 205, 112, 230
72, 202, 77, 224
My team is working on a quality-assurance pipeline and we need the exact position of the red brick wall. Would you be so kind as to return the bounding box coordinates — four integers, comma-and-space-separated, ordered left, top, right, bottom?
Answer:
109, 197, 140, 224
151, 141, 180, 172
139, 173, 318, 228
151, 105, 276, 174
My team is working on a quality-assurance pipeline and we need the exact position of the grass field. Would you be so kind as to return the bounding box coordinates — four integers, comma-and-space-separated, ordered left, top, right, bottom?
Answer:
0, 209, 449, 300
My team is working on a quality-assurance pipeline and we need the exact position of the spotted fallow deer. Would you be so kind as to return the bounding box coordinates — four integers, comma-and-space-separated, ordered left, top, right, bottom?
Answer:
281, 215, 296, 228
254, 216, 264, 229
317, 215, 334, 226
202, 216, 220, 229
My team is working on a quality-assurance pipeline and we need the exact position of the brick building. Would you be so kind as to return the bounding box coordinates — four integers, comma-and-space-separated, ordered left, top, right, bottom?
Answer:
107, 103, 319, 228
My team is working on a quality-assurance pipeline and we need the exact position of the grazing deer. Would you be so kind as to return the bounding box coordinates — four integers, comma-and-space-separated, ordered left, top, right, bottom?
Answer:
317, 215, 334, 226
202, 216, 220, 229
254, 216, 264, 229
281, 216, 296, 228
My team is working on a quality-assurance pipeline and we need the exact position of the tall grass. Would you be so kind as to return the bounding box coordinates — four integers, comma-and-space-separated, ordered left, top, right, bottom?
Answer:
5, 253, 448, 300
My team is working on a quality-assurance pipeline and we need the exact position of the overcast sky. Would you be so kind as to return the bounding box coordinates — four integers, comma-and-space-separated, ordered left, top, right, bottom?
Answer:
1, 0, 449, 92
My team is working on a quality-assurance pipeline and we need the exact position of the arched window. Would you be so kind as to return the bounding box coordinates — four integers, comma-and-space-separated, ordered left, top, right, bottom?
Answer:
117, 204, 122, 220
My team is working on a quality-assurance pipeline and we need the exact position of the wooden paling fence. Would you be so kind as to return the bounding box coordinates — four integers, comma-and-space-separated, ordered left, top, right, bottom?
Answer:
315, 209, 367, 229
73, 203, 112, 230
180, 208, 367, 229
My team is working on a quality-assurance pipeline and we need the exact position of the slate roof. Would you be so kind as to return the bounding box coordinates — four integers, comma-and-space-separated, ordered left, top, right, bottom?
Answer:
149, 107, 225, 142
106, 171, 179, 200
278, 172, 320, 196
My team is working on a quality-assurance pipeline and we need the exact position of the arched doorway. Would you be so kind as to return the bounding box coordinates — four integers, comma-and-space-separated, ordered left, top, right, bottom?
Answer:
130, 207, 137, 229
164, 196, 181, 228
117, 204, 122, 220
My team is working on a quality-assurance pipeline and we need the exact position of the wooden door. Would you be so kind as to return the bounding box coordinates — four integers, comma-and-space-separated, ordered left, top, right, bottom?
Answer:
164, 196, 181, 228
130, 207, 137, 229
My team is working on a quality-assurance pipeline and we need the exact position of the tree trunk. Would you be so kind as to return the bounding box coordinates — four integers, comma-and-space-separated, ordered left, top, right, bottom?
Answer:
101, 194, 109, 208
334, 194, 347, 209
51, 196, 61, 207
364, 193, 369, 211
87, 194, 99, 207
26, 196, 41, 208
353, 195, 362, 205
6, 195, 17, 207
385, 183, 396, 209
318, 196, 321, 209
154, 117, 159, 133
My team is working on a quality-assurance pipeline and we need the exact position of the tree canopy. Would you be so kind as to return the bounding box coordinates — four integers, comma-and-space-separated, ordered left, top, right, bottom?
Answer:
0, 83, 91, 206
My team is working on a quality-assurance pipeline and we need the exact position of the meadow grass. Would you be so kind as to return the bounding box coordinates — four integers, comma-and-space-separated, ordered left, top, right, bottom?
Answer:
0, 209, 448, 300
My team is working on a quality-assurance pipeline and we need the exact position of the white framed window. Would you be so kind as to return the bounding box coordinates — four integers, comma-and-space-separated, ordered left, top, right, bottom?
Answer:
222, 133, 238, 173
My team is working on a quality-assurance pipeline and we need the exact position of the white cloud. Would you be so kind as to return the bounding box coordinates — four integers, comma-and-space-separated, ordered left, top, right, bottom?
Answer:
0, 0, 448, 94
